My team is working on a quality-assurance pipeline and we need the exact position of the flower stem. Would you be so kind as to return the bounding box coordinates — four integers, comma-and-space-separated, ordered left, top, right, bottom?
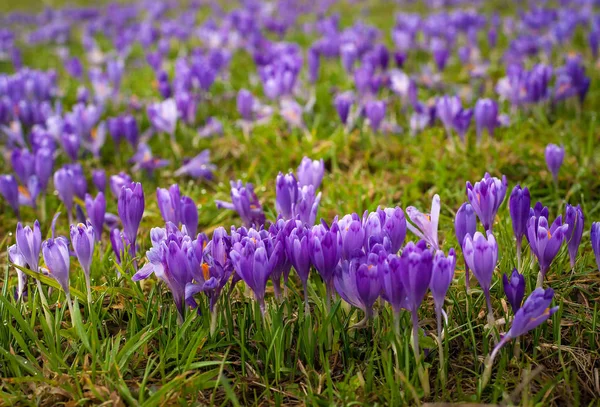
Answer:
436, 307, 446, 387
516, 239, 522, 271
210, 306, 218, 336
411, 310, 430, 396
536, 269, 545, 289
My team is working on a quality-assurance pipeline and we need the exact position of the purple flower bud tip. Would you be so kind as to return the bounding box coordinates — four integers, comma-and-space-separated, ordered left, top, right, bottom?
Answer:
565, 204, 584, 268
509, 185, 531, 245
463, 231, 498, 293
545, 144, 565, 182
592, 223, 600, 272
502, 268, 525, 313
70, 222, 95, 276
118, 182, 145, 250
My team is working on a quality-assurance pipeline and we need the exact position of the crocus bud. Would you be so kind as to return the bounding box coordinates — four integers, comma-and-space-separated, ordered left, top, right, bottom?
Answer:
591, 222, 600, 271
565, 204, 584, 268
309, 221, 343, 287
285, 222, 312, 290
118, 182, 145, 251
430, 248, 456, 312
338, 213, 365, 260
41, 237, 71, 294
180, 196, 198, 237
307, 46, 320, 84
85, 192, 106, 242
365, 100, 386, 132
474, 98, 499, 140
16, 220, 42, 273
297, 157, 325, 190
237, 89, 254, 121
110, 228, 126, 265
509, 185, 531, 247
455, 203, 476, 247
334, 92, 353, 125
8, 244, 27, 300
35, 147, 54, 191
70, 222, 95, 280
157, 184, 181, 225
294, 185, 321, 226
109, 172, 132, 198
54, 168, 76, 217
545, 144, 564, 183
502, 269, 525, 313
92, 169, 106, 193
0, 174, 20, 217
275, 172, 298, 220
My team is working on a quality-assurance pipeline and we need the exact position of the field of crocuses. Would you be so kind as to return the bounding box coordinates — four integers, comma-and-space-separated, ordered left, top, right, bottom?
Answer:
1, 0, 599, 405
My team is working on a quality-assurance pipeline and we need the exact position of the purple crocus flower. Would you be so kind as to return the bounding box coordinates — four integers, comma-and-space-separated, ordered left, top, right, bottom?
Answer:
286, 221, 312, 312
8, 245, 27, 300
380, 253, 405, 317
545, 144, 564, 184
310, 220, 343, 296
34, 147, 54, 192
70, 222, 95, 303
338, 213, 365, 260
85, 192, 106, 242
275, 172, 298, 220
185, 226, 232, 315
365, 100, 386, 132
431, 37, 449, 71
0, 174, 20, 218
364, 207, 407, 253
406, 194, 440, 250
474, 99, 499, 140
110, 228, 126, 265
174, 150, 216, 180
485, 287, 558, 383
565, 204, 584, 269
147, 98, 178, 135
133, 223, 197, 323
110, 172, 132, 198
307, 46, 320, 84
180, 197, 198, 238
334, 91, 353, 125
430, 246, 456, 371
455, 202, 476, 289
118, 182, 145, 254
92, 169, 106, 193
463, 231, 498, 324
294, 185, 321, 226
502, 268, 525, 314
527, 214, 568, 285
400, 240, 433, 354
237, 89, 255, 121
334, 255, 382, 323
297, 157, 324, 190
436, 95, 462, 137
157, 184, 182, 225
216, 181, 265, 228
16, 221, 42, 273
430, 248, 456, 324
54, 168, 76, 222
466, 173, 508, 232
42, 235, 71, 295
591, 222, 600, 271
509, 185, 531, 265
230, 229, 283, 314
